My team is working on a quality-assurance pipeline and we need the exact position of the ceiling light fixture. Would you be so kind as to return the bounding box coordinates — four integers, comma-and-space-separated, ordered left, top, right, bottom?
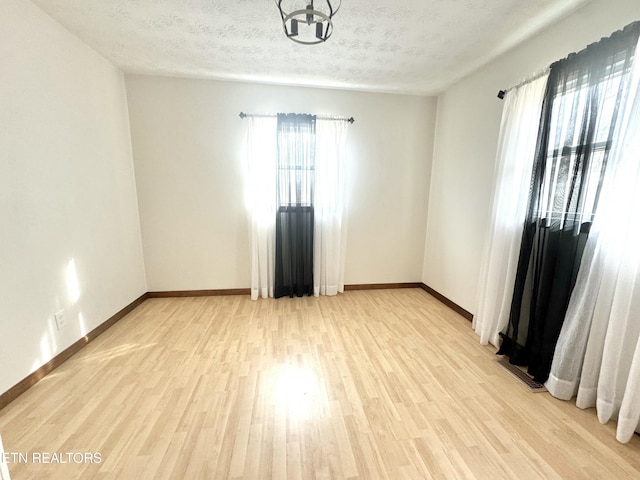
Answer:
276, 0, 341, 45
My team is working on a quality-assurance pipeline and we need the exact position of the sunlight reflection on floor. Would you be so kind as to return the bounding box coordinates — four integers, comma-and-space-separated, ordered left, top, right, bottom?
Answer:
272, 363, 323, 421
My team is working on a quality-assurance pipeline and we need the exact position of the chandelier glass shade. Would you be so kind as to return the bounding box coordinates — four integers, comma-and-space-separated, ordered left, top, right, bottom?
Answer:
275, 1, 341, 45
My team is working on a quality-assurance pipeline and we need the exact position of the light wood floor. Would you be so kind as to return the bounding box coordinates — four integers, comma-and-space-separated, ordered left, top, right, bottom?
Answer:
1, 289, 639, 479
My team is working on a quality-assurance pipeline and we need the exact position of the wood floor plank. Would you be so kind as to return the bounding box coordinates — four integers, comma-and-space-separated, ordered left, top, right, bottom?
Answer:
1, 289, 639, 479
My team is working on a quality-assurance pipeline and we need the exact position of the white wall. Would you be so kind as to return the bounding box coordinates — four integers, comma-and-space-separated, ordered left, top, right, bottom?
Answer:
0, 0, 147, 396
422, 0, 640, 313
126, 76, 436, 291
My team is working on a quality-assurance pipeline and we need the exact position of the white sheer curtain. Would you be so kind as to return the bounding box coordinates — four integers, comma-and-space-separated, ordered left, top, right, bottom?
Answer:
245, 115, 348, 299
246, 116, 277, 300
314, 118, 348, 296
473, 71, 549, 347
546, 38, 640, 443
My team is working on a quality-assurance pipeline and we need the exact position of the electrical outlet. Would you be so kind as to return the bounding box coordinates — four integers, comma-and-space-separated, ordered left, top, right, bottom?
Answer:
54, 310, 66, 331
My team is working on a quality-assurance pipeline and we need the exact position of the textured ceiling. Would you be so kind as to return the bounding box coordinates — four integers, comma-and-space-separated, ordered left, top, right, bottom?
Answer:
31, 0, 590, 95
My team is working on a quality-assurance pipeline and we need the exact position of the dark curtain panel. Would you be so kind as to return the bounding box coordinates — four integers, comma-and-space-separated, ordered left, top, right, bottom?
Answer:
274, 113, 316, 298
499, 22, 640, 383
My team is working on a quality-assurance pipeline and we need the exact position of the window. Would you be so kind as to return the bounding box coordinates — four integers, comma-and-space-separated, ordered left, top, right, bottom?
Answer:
276, 115, 316, 208
538, 52, 633, 226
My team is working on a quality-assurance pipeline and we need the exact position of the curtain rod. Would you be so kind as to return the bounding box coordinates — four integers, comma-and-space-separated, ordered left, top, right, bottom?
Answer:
497, 67, 550, 100
498, 21, 640, 99
239, 112, 355, 124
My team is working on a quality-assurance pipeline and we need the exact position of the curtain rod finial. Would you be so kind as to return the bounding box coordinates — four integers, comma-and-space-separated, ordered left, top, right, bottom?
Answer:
497, 90, 506, 100
239, 112, 247, 119
348, 117, 355, 124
